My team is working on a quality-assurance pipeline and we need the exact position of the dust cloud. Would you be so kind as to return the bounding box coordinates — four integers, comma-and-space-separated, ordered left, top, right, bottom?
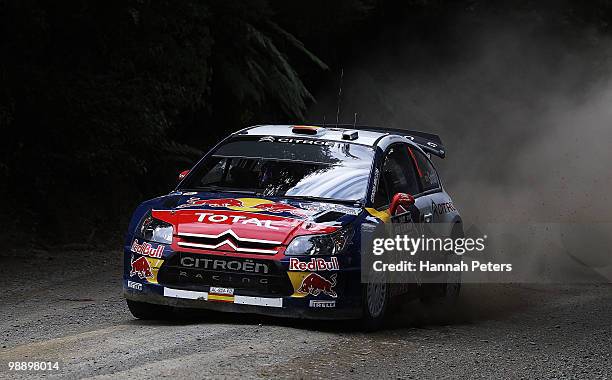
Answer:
308, 14, 612, 225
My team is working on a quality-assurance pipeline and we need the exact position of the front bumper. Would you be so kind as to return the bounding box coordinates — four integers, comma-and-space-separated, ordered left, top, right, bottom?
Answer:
123, 281, 361, 320
124, 239, 363, 320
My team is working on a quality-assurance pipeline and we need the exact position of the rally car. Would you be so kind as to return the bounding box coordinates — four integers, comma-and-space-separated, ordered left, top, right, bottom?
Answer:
124, 124, 462, 329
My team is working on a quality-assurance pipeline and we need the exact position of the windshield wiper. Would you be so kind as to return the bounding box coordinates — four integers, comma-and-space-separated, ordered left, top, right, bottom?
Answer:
280, 195, 362, 206
180, 186, 258, 195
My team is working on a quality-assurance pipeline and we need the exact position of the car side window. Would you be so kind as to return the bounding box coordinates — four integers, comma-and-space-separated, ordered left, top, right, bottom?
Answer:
384, 145, 420, 195
373, 145, 421, 208
409, 147, 440, 191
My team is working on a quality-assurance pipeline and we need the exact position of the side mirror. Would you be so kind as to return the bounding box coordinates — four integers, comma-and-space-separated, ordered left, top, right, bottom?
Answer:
178, 170, 190, 181
389, 193, 415, 215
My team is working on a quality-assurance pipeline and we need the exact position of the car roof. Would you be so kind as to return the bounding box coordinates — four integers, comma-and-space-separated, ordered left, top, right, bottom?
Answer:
239, 124, 388, 147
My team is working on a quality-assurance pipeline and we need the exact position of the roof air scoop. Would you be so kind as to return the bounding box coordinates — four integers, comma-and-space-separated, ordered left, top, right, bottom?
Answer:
292, 125, 322, 135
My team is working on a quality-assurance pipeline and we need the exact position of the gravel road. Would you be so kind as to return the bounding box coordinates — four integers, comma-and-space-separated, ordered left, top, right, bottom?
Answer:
0, 249, 610, 379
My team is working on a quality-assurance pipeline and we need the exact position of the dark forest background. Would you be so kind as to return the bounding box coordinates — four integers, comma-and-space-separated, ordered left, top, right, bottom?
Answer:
2, 0, 612, 248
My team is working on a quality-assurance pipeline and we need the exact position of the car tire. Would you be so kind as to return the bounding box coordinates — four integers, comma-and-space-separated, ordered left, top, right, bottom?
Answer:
444, 222, 464, 304
421, 223, 463, 306
361, 282, 390, 331
127, 300, 174, 320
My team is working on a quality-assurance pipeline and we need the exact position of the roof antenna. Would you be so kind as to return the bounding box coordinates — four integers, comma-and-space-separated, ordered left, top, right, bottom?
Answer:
323, 115, 326, 128
353, 112, 357, 127
335, 68, 343, 126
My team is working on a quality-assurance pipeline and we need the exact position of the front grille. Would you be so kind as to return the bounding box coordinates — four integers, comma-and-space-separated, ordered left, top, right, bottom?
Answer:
176, 231, 281, 255
158, 252, 293, 297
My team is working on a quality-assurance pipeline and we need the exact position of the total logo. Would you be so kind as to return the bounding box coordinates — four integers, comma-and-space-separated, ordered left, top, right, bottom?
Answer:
289, 257, 339, 271
177, 197, 307, 217
195, 212, 280, 230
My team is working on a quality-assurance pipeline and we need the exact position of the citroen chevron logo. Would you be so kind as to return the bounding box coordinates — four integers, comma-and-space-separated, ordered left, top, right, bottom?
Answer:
177, 229, 281, 254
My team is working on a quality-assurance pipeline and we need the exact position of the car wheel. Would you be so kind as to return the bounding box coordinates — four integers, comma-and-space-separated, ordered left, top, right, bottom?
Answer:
444, 222, 464, 303
419, 222, 463, 307
361, 282, 389, 331
127, 300, 174, 320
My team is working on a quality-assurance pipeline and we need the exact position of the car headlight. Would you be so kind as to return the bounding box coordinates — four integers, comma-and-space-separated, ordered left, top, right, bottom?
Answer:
285, 226, 353, 256
135, 212, 173, 244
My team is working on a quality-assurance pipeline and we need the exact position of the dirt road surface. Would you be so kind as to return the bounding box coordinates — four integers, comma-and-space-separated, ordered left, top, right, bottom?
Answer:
0, 249, 610, 379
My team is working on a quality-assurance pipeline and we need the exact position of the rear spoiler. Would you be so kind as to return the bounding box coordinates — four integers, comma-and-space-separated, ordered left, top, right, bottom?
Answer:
332, 125, 446, 158
399, 130, 445, 158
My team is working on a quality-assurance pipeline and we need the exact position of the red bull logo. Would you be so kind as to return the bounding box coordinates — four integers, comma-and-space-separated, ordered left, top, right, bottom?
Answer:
297, 273, 337, 298
176, 197, 308, 217
130, 239, 164, 258
289, 257, 339, 271
178, 197, 245, 208
130, 255, 153, 279
252, 202, 305, 216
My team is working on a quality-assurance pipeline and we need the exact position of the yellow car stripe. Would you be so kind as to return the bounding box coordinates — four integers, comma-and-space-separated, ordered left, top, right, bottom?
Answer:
207, 294, 235, 303
365, 207, 391, 223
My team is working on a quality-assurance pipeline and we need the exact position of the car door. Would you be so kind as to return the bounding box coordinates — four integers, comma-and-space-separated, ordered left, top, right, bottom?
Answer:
371, 143, 427, 292
407, 146, 457, 224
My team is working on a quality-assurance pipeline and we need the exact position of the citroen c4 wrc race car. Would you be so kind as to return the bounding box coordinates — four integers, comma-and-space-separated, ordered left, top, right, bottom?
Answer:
124, 124, 462, 329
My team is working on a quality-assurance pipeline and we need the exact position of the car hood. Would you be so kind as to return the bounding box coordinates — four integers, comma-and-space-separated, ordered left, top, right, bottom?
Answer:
150, 192, 362, 249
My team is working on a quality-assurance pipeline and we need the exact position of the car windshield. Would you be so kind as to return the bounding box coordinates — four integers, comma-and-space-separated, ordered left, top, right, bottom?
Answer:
179, 135, 374, 202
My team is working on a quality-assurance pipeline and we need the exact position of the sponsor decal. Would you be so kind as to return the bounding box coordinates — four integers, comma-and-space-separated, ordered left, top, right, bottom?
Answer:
130, 239, 164, 259
289, 257, 339, 271
146, 258, 164, 284
258, 136, 336, 146
180, 197, 244, 208
195, 212, 280, 230
251, 202, 304, 216
130, 255, 153, 279
431, 200, 456, 215
299, 202, 360, 216
177, 197, 308, 217
179, 271, 270, 285
127, 280, 142, 291
297, 273, 338, 298
371, 168, 380, 204
180, 256, 270, 274
309, 300, 336, 308
208, 287, 235, 303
